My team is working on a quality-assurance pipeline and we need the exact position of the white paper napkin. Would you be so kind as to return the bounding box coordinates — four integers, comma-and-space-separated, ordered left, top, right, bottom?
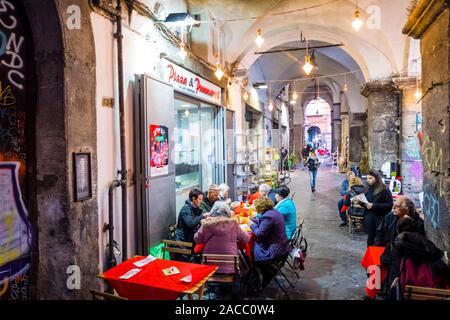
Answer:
118, 268, 142, 280
180, 274, 192, 283
133, 255, 157, 267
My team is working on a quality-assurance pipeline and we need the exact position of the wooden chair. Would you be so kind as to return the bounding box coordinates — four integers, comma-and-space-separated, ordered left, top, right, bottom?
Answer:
161, 239, 194, 258
201, 254, 238, 299
169, 224, 177, 240
89, 289, 128, 300
404, 285, 450, 300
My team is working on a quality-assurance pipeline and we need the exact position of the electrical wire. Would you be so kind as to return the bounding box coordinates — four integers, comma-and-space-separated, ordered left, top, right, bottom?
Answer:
199, 0, 344, 23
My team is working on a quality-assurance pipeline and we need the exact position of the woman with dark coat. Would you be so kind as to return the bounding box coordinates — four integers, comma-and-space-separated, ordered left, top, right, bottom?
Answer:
362, 169, 393, 247
247, 197, 290, 287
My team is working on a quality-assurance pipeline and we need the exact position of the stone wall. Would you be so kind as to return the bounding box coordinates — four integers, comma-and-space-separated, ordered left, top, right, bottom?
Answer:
404, 0, 450, 255
23, 0, 99, 299
361, 81, 401, 171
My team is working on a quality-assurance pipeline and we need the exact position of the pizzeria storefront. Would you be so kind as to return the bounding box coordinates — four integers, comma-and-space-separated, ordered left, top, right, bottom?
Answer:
135, 58, 227, 252
165, 60, 227, 214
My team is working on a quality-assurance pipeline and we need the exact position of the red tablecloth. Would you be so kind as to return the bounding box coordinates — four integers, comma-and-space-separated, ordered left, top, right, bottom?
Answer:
102, 256, 217, 300
238, 232, 255, 263
361, 246, 387, 299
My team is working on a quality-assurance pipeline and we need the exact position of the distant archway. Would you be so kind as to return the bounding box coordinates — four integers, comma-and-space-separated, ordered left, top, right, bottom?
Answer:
304, 98, 332, 151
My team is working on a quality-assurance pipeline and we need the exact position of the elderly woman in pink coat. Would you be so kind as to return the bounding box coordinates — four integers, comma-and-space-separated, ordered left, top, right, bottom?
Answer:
194, 201, 250, 274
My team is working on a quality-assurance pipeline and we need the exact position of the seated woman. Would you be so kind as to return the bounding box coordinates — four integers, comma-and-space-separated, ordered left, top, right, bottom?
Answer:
247, 197, 290, 287
194, 201, 250, 274
339, 176, 366, 227
274, 186, 297, 240
248, 186, 261, 205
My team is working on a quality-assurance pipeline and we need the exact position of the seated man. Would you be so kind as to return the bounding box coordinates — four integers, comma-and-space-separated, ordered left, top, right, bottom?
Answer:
248, 186, 261, 205
200, 184, 221, 214
371, 196, 424, 299
175, 189, 209, 262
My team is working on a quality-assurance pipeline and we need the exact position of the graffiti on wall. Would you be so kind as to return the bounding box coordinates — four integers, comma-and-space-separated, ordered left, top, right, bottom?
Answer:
403, 136, 421, 161
422, 136, 446, 197
0, 0, 34, 300
423, 184, 440, 230
0, 162, 33, 300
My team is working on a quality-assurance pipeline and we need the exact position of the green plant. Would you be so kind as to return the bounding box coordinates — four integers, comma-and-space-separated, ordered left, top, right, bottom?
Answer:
288, 154, 299, 167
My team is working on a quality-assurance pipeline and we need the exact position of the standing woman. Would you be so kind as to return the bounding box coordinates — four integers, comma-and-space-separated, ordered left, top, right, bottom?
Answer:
306, 151, 320, 192
363, 169, 393, 247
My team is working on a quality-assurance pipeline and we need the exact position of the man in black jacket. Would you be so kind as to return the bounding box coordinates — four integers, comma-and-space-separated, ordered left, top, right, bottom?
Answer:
175, 189, 210, 261
373, 196, 424, 298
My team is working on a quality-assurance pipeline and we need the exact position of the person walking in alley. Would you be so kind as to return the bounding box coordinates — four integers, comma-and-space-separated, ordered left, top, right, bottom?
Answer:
361, 169, 393, 247
175, 189, 210, 261
306, 151, 320, 192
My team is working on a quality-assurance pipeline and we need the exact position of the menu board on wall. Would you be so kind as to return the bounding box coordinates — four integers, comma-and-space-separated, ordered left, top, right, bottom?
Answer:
149, 125, 169, 177
161, 58, 222, 105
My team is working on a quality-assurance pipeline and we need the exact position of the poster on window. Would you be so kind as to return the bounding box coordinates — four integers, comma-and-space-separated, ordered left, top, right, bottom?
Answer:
149, 125, 169, 177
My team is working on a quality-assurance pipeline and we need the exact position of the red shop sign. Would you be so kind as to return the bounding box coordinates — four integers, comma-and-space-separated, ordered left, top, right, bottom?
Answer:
162, 58, 221, 105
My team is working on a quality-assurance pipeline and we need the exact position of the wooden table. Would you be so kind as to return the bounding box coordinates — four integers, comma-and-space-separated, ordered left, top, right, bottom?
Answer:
99, 256, 218, 300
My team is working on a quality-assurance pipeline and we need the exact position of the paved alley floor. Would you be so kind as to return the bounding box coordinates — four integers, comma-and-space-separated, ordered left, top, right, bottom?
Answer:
255, 164, 368, 300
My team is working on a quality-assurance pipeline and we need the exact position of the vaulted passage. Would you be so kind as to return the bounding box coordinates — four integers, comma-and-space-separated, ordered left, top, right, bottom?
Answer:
1, 0, 449, 301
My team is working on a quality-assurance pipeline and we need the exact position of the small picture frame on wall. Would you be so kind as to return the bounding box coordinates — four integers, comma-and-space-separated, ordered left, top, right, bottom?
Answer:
73, 152, 92, 202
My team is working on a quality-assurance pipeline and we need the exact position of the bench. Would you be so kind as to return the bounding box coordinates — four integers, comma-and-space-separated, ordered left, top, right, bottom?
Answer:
404, 285, 450, 300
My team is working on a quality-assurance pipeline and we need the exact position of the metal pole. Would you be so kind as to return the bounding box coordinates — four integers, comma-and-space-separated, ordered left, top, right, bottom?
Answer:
115, 0, 128, 261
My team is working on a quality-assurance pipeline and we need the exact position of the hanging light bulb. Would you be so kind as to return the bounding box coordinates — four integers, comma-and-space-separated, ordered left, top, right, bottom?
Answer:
343, 83, 348, 92
352, 1, 363, 32
268, 100, 274, 111
303, 54, 314, 75
292, 92, 298, 100
215, 63, 224, 80
255, 29, 264, 48
184, 109, 190, 117
414, 76, 422, 100
243, 91, 249, 101
179, 42, 187, 60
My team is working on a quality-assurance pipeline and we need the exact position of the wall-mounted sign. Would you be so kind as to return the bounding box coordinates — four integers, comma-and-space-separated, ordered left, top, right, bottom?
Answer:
161, 58, 221, 105
73, 153, 92, 202
149, 125, 169, 177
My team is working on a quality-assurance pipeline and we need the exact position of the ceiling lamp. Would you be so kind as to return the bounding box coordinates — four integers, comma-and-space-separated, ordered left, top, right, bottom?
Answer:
343, 83, 348, 92
243, 91, 249, 100
302, 39, 314, 75
303, 55, 314, 75
292, 91, 298, 100
215, 23, 225, 81
352, 1, 363, 32
179, 42, 187, 60
414, 77, 422, 100
215, 63, 224, 80
268, 100, 274, 111
255, 29, 264, 48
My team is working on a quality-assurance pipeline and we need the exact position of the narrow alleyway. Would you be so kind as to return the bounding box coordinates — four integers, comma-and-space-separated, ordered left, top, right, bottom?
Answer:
259, 163, 367, 300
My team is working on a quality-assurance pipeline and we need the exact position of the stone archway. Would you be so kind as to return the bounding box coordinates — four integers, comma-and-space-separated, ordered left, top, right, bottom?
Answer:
21, 0, 98, 300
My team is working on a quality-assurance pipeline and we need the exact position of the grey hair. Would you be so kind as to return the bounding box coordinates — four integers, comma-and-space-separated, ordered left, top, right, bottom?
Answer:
218, 183, 230, 200
398, 196, 416, 214
259, 183, 271, 195
208, 184, 220, 191
210, 201, 232, 218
